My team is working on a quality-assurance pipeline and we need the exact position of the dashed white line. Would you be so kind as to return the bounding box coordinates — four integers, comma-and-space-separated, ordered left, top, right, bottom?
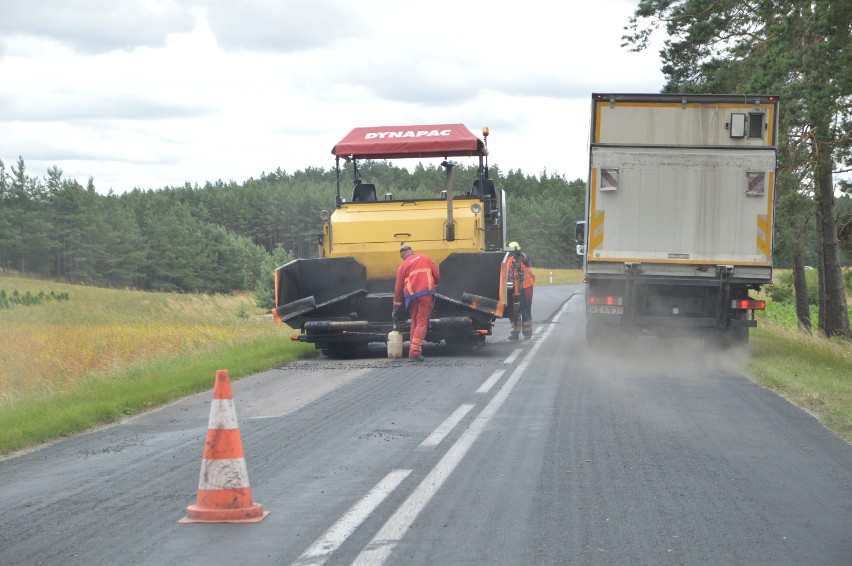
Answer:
351, 307, 564, 566
292, 469, 412, 566
292, 300, 572, 566
503, 348, 522, 364
476, 369, 505, 394
417, 404, 475, 451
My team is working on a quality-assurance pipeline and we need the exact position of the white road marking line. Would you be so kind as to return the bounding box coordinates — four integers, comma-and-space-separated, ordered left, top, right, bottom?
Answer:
417, 404, 475, 451
476, 369, 505, 394
351, 304, 566, 566
503, 348, 522, 364
292, 469, 412, 566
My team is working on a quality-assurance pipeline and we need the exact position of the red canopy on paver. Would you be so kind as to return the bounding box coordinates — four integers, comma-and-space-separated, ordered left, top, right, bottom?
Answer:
332, 124, 486, 159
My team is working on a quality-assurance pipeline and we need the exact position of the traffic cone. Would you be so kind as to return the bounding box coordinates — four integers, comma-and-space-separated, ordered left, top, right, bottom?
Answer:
180, 369, 269, 523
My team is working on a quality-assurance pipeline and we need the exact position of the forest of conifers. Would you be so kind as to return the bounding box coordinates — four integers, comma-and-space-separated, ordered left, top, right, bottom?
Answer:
0, 156, 587, 296
2, 153, 850, 299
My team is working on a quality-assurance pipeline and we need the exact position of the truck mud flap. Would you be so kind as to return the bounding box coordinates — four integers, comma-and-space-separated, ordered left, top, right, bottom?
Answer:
276, 289, 367, 328
435, 293, 500, 321
460, 292, 503, 317
276, 296, 316, 319
429, 316, 474, 333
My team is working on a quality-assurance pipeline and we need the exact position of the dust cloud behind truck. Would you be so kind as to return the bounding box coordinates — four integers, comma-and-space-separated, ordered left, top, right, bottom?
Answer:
272, 124, 512, 358
580, 93, 779, 347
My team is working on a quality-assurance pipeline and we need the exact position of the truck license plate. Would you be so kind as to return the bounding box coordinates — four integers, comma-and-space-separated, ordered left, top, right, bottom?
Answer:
588, 305, 623, 315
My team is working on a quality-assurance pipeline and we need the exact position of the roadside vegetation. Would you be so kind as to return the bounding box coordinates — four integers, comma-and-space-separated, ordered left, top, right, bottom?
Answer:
0, 269, 848, 456
533, 268, 584, 286
749, 269, 852, 443
748, 323, 851, 442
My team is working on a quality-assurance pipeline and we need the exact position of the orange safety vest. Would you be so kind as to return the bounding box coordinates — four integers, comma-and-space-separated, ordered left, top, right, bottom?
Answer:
507, 255, 535, 289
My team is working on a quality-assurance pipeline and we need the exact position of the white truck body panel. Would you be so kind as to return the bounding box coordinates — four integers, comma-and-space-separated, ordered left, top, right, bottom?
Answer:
588, 147, 775, 268
586, 94, 778, 284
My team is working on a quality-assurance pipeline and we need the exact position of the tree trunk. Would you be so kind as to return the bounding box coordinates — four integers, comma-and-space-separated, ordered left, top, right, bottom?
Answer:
791, 236, 811, 333
815, 151, 851, 338
817, 200, 827, 336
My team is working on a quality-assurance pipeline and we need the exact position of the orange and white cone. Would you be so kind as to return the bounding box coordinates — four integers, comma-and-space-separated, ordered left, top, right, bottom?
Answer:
180, 369, 269, 523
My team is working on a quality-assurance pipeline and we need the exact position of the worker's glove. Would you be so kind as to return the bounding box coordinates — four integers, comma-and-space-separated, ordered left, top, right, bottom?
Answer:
392, 306, 404, 321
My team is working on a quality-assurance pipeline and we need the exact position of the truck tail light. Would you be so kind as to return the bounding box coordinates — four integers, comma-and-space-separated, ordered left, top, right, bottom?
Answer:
732, 299, 765, 310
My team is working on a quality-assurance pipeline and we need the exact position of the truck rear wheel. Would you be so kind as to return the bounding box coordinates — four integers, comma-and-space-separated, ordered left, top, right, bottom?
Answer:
319, 342, 366, 359
702, 327, 749, 349
443, 334, 485, 352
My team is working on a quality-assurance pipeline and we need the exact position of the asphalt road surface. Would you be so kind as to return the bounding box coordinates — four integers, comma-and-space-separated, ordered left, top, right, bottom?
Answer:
2, 285, 851, 565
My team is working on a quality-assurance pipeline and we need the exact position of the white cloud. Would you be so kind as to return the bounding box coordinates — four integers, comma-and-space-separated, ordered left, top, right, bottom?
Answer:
0, 0, 196, 53
0, 0, 666, 192
201, 0, 360, 52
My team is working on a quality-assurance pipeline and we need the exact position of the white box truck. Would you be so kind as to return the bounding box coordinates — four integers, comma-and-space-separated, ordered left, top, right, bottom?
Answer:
580, 93, 779, 347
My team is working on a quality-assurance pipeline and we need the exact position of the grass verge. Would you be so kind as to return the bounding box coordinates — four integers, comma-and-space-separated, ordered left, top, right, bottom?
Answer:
0, 334, 315, 455
535, 268, 584, 286
746, 324, 851, 443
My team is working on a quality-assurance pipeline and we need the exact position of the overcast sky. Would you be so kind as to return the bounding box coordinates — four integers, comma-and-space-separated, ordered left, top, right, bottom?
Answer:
0, 0, 665, 193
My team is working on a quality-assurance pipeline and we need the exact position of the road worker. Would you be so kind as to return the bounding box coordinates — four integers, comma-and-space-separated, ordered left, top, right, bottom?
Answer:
506, 241, 535, 340
393, 243, 440, 361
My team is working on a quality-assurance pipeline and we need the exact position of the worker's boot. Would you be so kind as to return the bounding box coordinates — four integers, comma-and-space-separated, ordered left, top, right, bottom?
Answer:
508, 331, 520, 341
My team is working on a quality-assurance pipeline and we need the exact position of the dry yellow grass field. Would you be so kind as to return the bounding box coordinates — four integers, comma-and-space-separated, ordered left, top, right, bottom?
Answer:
0, 275, 281, 407
0, 269, 582, 407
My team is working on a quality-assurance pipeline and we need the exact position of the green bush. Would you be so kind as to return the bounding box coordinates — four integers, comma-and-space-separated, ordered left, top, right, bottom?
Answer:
0, 289, 70, 309
765, 283, 793, 302
255, 245, 295, 310
768, 269, 821, 305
